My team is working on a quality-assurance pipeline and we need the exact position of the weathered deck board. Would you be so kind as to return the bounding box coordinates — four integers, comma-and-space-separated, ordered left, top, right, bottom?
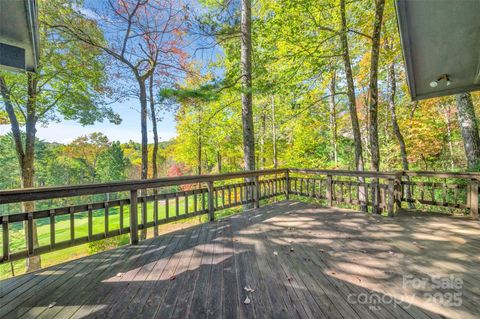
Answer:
1, 200, 479, 319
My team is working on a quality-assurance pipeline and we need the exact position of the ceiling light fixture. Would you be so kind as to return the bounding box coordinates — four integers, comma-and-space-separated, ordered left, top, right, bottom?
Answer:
430, 74, 451, 88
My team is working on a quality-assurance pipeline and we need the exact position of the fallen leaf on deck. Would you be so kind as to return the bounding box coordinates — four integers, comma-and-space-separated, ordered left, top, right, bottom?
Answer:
388, 251, 394, 255
331, 271, 336, 275
287, 276, 293, 282
290, 247, 294, 252
273, 251, 278, 256
116, 272, 124, 277
48, 302, 56, 308
244, 285, 255, 292
244, 296, 251, 304
170, 275, 176, 281
356, 277, 362, 282
360, 250, 367, 253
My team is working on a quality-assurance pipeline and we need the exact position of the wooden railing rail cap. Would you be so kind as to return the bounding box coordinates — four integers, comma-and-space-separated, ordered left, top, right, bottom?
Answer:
0, 168, 288, 204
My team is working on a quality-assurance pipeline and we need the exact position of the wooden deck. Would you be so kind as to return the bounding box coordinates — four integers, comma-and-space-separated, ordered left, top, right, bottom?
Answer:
1, 200, 479, 319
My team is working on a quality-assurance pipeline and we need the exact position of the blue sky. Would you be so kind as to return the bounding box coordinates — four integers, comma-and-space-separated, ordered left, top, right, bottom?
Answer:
0, 99, 177, 143
0, 0, 223, 144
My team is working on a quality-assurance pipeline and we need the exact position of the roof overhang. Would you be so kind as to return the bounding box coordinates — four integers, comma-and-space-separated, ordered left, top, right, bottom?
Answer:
395, 0, 480, 100
0, 0, 39, 72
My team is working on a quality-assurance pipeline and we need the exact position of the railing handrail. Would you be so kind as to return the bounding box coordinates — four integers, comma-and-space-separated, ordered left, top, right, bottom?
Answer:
2, 167, 479, 205
0, 168, 288, 204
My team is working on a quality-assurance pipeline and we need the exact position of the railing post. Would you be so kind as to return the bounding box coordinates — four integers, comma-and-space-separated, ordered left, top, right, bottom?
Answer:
285, 170, 290, 200
207, 181, 215, 221
254, 175, 260, 209
326, 175, 333, 207
387, 178, 395, 217
2, 215, 9, 261
130, 189, 138, 245
470, 179, 479, 220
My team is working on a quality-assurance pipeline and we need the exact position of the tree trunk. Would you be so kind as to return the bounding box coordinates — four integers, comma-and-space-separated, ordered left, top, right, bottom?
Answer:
138, 78, 148, 180
138, 77, 148, 240
260, 112, 266, 169
271, 95, 278, 169
443, 104, 455, 170
339, 0, 364, 172
388, 63, 414, 209
367, 0, 385, 214
368, 0, 385, 172
241, 0, 255, 172
339, 0, 366, 211
0, 74, 41, 271
329, 71, 338, 167
197, 130, 202, 175
149, 75, 158, 179
456, 93, 480, 170
217, 151, 222, 173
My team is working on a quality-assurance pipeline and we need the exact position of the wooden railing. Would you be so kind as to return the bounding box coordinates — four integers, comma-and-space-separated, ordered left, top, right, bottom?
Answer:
0, 168, 478, 263
0, 169, 287, 263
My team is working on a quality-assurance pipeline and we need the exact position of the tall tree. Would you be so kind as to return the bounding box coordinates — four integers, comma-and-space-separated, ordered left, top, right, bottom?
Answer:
65, 133, 111, 182
456, 93, 480, 170
0, 0, 116, 271
367, 0, 386, 213
368, 0, 386, 173
339, 0, 364, 172
329, 70, 338, 167
149, 74, 160, 179
339, 0, 367, 211
52, 0, 187, 179
241, 0, 255, 171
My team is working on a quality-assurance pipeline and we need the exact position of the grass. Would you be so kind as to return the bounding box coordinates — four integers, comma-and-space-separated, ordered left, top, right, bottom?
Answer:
0, 194, 249, 280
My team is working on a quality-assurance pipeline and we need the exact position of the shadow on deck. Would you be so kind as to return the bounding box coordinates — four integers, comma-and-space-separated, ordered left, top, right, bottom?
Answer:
1, 200, 479, 319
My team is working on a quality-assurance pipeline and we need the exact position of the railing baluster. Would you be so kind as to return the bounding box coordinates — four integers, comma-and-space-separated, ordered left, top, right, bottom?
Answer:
49, 209, 55, 249
234, 185, 238, 205
326, 175, 333, 206
175, 192, 179, 219
194, 191, 198, 213
254, 176, 260, 209
119, 201, 124, 234
219, 188, 223, 209
166, 197, 170, 220
154, 195, 158, 236
285, 171, 290, 199
88, 205, 93, 240
2, 216, 9, 261
130, 189, 138, 245
228, 185, 231, 207
141, 194, 147, 231
207, 181, 215, 221
442, 181, 447, 206
104, 202, 109, 237
240, 184, 244, 204
185, 192, 189, 215
69, 207, 74, 243
470, 179, 479, 220
201, 190, 205, 213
